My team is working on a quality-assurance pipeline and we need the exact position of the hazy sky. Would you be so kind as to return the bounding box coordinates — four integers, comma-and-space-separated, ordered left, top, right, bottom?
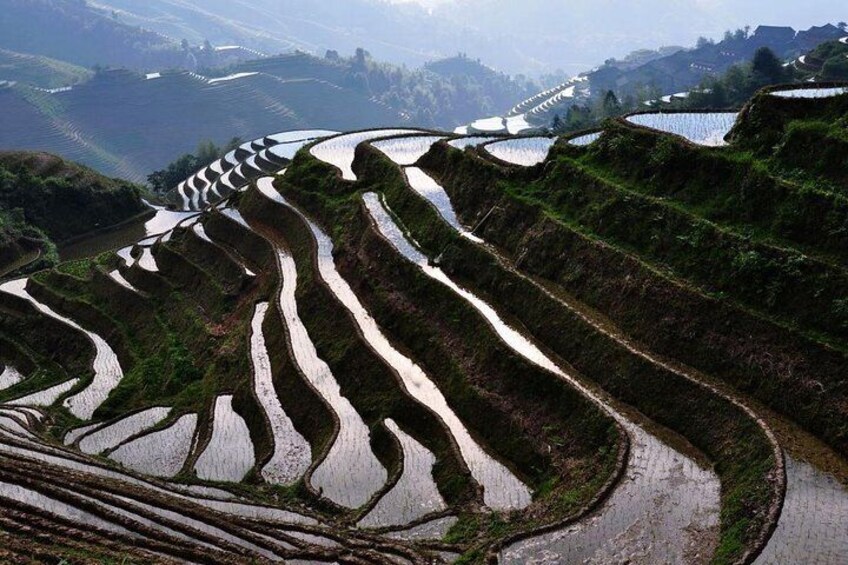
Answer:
388, 0, 847, 26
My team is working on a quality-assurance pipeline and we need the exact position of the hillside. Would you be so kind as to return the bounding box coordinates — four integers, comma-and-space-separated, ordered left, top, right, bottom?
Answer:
0, 48, 92, 89
589, 23, 845, 96
792, 37, 848, 79
0, 86, 845, 563
90, 0, 848, 75
0, 0, 185, 71
0, 0, 275, 73
0, 151, 148, 276
0, 49, 538, 184
0, 67, 401, 184
498, 23, 847, 128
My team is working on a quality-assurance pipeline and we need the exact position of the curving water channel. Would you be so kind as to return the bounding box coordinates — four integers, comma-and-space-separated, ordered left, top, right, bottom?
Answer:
0, 427, 315, 527
407, 167, 482, 242
108, 269, 139, 292
567, 131, 602, 146
769, 87, 848, 99
275, 246, 387, 508
257, 178, 533, 511
371, 135, 446, 166
447, 136, 496, 150
625, 112, 738, 147
362, 192, 722, 562
76, 407, 172, 455
0, 279, 124, 420
756, 455, 848, 564
0, 366, 24, 391
136, 247, 159, 271
0, 479, 140, 539
309, 129, 423, 181
250, 303, 312, 485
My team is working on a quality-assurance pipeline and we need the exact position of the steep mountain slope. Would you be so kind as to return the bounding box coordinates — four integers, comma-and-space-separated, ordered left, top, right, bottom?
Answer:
0, 151, 147, 275
0, 87, 846, 563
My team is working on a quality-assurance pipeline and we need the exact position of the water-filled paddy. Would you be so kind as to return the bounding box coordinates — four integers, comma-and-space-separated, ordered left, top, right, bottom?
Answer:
250, 303, 312, 485
625, 112, 738, 146
484, 137, 555, 166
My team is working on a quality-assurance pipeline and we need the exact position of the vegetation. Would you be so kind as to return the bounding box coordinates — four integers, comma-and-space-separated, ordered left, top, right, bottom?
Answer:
551, 47, 797, 135
356, 142, 778, 564
806, 39, 848, 80
0, 48, 91, 89
682, 47, 795, 108
0, 151, 147, 274
213, 48, 540, 128
1, 23, 847, 560
147, 138, 241, 194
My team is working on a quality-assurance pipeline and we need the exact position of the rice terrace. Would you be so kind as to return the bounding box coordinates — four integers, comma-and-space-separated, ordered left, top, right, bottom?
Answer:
0, 1, 847, 564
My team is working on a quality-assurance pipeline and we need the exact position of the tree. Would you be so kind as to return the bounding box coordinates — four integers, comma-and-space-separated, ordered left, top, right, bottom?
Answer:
551, 114, 563, 132
751, 47, 786, 86
353, 48, 368, 71
196, 140, 220, 165
180, 39, 190, 51
602, 90, 621, 118
822, 57, 848, 81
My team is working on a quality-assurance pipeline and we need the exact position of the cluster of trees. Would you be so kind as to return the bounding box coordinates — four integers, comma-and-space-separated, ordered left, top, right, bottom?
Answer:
550, 47, 798, 135
328, 48, 539, 127
808, 40, 848, 80
147, 139, 241, 194
682, 47, 794, 108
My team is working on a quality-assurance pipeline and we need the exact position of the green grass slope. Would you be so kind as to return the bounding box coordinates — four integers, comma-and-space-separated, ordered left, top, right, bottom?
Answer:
0, 151, 148, 275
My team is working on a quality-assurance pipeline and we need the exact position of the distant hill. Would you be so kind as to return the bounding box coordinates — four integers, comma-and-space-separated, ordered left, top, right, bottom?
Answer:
0, 151, 147, 274
0, 0, 267, 72
0, 67, 401, 183
0, 0, 185, 70
0, 48, 538, 183
506, 23, 847, 126
0, 49, 92, 89
424, 55, 534, 115
589, 24, 846, 98
88, 0, 848, 75
224, 51, 538, 125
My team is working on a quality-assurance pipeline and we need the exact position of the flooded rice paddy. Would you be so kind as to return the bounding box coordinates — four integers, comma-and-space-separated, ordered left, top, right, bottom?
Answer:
194, 395, 256, 482
625, 112, 739, 146
250, 303, 312, 485
483, 137, 556, 166
1, 279, 124, 420
77, 407, 172, 455
109, 414, 198, 478
276, 244, 387, 507
258, 178, 532, 511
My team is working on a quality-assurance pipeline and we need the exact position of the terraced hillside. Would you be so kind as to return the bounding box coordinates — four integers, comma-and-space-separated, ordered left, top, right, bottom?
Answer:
0, 69, 400, 184
483, 24, 846, 132
0, 49, 92, 89
0, 151, 149, 277
0, 88, 846, 564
